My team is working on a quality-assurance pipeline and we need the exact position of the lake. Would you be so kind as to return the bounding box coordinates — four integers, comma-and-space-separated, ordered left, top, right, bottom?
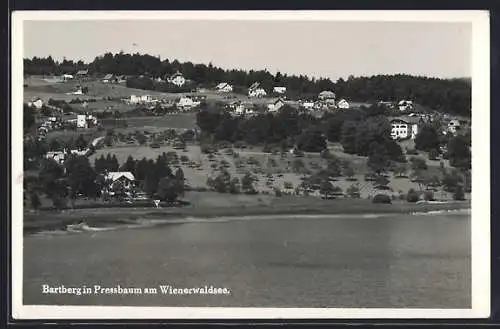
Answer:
23, 211, 470, 308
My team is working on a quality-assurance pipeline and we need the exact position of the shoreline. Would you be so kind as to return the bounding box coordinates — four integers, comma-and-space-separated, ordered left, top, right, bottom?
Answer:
23, 199, 471, 235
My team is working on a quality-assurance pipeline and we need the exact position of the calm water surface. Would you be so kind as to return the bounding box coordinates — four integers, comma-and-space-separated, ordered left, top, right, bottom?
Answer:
23, 213, 470, 308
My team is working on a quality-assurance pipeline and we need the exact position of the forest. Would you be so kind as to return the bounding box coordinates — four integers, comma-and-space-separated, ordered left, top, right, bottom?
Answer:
24, 53, 471, 116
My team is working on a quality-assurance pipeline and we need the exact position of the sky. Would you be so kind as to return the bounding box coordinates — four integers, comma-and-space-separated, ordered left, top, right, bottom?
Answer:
23, 20, 472, 80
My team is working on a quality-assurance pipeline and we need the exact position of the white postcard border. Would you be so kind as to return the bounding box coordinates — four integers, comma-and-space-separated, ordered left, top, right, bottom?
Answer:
11, 10, 491, 320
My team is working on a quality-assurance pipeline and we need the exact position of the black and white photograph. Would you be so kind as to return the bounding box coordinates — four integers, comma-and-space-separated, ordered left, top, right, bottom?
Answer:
11, 10, 490, 319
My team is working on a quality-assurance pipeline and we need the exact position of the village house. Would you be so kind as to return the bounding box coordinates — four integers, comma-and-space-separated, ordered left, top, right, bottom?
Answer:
318, 90, 336, 101
273, 86, 287, 94
28, 97, 44, 109
446, 119, 461, 135
75, 69, 89, 77
337, 99, 350, 109
267, 98, 286, 113
300, 100, 315, 111
62, 74, 74, 81
248, 82, 267, 98
102, 73, 114, 83
76, 114, 98, 129
215, 82, 233, 93
103, 171, 137, 196
129, 94, 153, 104
398, 100, 414, 112
228, 101, 255, 117
115, 75, 126, 83
45, 151, 66, 164
177, 96, 201, 111
168, 72, 186, 87
389, 116, 421, 140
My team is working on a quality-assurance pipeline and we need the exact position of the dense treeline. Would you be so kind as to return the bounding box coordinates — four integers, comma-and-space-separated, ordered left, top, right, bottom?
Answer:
24, 53, 471, 116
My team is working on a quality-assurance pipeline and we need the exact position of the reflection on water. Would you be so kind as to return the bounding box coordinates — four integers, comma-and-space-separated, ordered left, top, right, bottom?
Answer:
23, 213, 471, 308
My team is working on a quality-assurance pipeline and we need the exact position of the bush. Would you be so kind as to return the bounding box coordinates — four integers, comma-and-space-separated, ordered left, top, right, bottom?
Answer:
406, 188, 420, 203
423, 190, 435, 201
372, 194, 392, 204
428, 149, 439, 160
453, 186, 466, 201
406, 148, 419, 155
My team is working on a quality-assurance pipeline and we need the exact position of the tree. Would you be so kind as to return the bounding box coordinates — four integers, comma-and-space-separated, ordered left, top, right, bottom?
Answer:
393, 162, 408, 178
342, 163, 356, 180
406, 188, 420, 203
211, 170, 232, 193
415, 125, 440, 152
120, 155, 136, 173
296, 129, 327, 152
292, 159, 306, 174
410, 156, 428, 171
174, 168, 185, 197
453, 185, 466, 201
447, 135, 471, 170
367, 142, 390, 175
346, 184, 361, 199
229, 177, 241, 194
375, 175, 390, 189
39, 158, 66, 201
241, 172, 257, 194
30, 192, 41, 210
64, 155, 99, 199
24, 104, 35, 131
442, 171, 463, 192
75, 134, 87, 150
319, 180, 334, 199
428, 149, 439, 160
340, 121, 359, 154
156, 177, 180, 202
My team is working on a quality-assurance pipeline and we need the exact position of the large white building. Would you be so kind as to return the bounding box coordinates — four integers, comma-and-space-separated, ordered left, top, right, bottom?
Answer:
390, 116, 421, 140
168, 72, 186, 87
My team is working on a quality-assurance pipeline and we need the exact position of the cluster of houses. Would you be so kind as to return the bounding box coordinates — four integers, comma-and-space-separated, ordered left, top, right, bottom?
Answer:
45, 148, 91, 165
125, 94, 205, 111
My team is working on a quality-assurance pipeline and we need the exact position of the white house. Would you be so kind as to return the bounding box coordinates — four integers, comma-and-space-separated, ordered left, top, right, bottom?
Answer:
273, 86, 287, 94
63, 74, 74, 81
75, 69, 89, 77
248, 82, 267, 98
398, 100, 414, 112
29, 98, 44, 109
129, 95, 140, 104
140, 95, 153, 103
337, 99, 350, 109
215, 82, 233, 92
45, 151, 66, 164
102, 73, 114, 83
390, 116, 421, 140
103, 171, 136, 195
168, 72, 186, 87
77, 115, 87, 128
447, 119, 461, 135
177, 97, 200, 110
301, 101, 315, 111
267, 98, 286, 113
318, 90, 336, 101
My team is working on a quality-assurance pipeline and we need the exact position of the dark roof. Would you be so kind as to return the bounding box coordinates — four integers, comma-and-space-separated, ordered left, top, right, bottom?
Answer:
389, 116, 421, 124
249, 82, 260, 90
